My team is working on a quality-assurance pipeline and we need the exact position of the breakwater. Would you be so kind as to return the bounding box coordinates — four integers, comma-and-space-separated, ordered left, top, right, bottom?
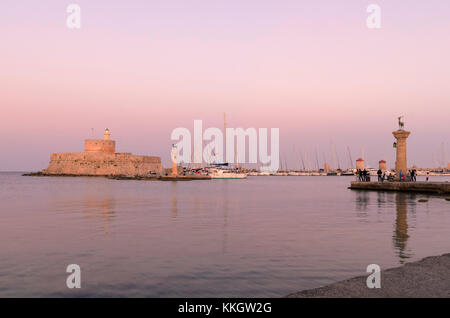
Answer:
349, 181, 450, 195
22, 172, 211, 181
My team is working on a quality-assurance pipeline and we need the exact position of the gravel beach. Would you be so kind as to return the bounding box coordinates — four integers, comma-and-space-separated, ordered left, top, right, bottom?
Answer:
287, 253, 450, 298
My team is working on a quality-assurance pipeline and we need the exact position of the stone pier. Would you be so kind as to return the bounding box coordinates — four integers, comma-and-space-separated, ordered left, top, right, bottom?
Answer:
349, 181, 450, 195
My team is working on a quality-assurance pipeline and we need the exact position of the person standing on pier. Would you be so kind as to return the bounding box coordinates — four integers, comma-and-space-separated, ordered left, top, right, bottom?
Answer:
411, 169, 416, 182
377, 169, 383, 182
426, 171, 430, 182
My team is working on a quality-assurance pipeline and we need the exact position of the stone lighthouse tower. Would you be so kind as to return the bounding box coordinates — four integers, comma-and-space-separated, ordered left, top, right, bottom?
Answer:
171, 144, 179, 177
392, 117, 410, 181
85, 128, 115, 154
104, 128, 111, 140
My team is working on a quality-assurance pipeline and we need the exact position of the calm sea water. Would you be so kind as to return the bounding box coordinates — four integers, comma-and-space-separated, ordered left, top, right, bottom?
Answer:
0, 172, 449, 297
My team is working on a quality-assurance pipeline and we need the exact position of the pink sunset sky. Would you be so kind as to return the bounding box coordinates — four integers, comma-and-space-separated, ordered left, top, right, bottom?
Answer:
1, 0, 449, 170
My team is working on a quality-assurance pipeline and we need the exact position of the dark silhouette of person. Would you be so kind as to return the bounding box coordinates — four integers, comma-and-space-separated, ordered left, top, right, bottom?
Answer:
377, 169, 382, 182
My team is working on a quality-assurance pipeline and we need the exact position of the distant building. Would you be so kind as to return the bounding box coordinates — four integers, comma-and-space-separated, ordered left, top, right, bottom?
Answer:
379, 160, 387, 171
356, 158, 364, 170
43, 129, 162, 176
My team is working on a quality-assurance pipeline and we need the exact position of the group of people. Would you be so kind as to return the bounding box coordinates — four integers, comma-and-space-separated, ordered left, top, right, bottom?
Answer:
376, 169, 394, 182
357, 169, 370, 182
398, 169, 417, 182
357, 169, 392, 182
358, 168, 431, 182
408, 169, 417, 182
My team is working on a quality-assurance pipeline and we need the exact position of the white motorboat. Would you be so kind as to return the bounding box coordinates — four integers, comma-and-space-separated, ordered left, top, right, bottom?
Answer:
209, 168, 247, 179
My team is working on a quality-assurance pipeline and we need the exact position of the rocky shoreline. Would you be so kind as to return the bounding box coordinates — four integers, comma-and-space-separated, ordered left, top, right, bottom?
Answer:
22, 172, 211, 181
287, 253, 450, 298
22, 172, 105, 177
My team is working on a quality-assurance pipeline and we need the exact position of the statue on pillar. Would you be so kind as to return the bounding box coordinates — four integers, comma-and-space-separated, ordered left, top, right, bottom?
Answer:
398, 116, 404, 130
392, 118, 410, 181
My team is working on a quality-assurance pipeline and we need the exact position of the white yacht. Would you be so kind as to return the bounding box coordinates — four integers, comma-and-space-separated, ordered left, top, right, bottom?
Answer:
209, 168, 247, 179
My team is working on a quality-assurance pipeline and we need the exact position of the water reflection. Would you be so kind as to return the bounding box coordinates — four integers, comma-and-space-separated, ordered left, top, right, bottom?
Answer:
393, 193, 412, 263
376, 191, 387, 211
355, 191, 369, 218
171, 182, 178, 219
355, 191, 414, 264
83, 198, 115, 236
220, 181, 229, 254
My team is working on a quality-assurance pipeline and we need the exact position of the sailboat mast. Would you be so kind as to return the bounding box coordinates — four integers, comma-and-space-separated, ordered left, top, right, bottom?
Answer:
299, 148, 306, 171
305, 152, 310, 171
315, 150, 320, 171
224, 112, 227, 165
334, 144, 341, 170
347, 146, 353, 169
284, 154, 288, 172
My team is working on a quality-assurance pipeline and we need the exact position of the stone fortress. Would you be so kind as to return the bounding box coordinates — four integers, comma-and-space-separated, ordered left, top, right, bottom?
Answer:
43, 129, 162, 176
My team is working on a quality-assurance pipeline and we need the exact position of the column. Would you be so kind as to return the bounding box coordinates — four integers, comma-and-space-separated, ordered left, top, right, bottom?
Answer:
392, 130, 411, 181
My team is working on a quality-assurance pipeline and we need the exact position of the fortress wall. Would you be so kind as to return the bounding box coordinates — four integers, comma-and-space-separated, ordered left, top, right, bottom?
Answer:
44, 152, 162, 176
85, 140, 116, 154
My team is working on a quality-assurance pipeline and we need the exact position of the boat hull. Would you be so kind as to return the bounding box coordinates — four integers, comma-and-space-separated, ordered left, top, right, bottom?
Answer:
210, 174, 247, 179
